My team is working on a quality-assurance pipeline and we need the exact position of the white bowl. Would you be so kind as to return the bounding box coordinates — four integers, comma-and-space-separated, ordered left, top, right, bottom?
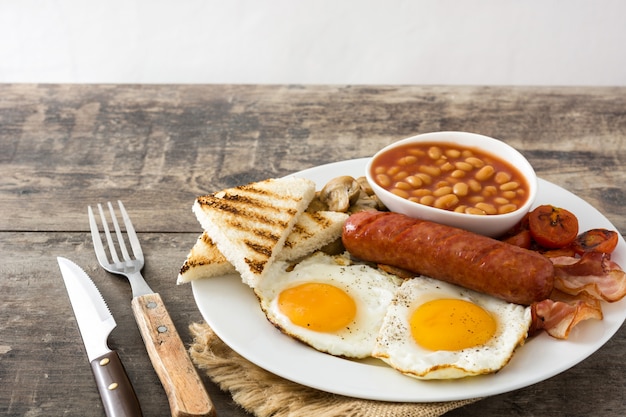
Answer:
365, 131, 537, 237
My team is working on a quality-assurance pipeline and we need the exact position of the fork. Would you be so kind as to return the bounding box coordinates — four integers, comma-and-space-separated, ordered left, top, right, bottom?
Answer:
88, 201, 215, 417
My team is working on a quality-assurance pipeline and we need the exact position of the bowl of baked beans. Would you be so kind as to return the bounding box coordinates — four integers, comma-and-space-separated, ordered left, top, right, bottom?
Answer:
366, 131, 537, 237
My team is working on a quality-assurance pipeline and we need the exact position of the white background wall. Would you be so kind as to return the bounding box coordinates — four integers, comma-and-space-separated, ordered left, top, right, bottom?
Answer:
1, 0, 625, 86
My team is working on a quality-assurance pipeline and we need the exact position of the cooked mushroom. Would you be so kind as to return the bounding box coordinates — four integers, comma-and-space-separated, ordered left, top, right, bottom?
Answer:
349, 190, 387, 213
355, 176, 375, 196
319, 176, 361, 212
305, 192, 329, 213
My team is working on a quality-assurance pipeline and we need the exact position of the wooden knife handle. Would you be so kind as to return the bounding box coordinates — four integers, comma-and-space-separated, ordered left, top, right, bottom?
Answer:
90, 351, 143, 417
131, 293, 215, 417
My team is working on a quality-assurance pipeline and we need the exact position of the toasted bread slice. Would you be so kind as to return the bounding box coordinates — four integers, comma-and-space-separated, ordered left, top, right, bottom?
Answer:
177, 210, 349, 284
191, 177, 316, 287
276, 210, 349, 261
177, 232, 234, 284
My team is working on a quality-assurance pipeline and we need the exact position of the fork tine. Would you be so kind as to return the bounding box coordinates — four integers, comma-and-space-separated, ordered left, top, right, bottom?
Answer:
117, 200, 144, 262
107, 201, 133, 263
88, 205, 110, 266
97, 202, 122, 264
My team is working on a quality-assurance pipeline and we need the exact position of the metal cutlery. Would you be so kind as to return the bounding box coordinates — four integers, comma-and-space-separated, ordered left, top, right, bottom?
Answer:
57, 256, 143, 417
88, 201, 215, 417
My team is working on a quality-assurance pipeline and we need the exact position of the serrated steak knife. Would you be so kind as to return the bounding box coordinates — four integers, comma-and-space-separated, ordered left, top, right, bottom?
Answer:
57, 256, 143, 417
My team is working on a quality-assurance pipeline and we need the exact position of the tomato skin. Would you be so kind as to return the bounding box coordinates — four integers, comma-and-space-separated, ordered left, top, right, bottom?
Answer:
528, 205, 579, 249
573, 228, 619, 254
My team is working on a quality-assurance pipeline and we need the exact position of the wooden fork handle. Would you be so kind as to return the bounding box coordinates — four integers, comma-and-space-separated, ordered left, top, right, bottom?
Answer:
131, 293, 216, 417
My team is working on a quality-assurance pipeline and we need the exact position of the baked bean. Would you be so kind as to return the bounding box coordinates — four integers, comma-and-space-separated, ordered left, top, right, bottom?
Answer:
395, 181, 412, 191
494, 197, 510, 205
451, 169, 466, 178
376, 174, 391, 187
433, 186, 453, 197
434, 194, 459, 209
371, 141, 530, 215
502, 190, 517, 200
416, 173, 432, 185
419, 165, 441, 176
428, 146, 442, 160
391, 188, 410, 199
500, 181, 519, 191
495, 171, 512, 184
455, 161, 473, 171
405, 175, 423, 187
482, 185, 497, 197
453, 182, 469, 196
445, 149, 461, 158
388, 166, 401, 176
412, 189, 432, 197
475, 202, 497, 215
465, 207, 486, 215
468, 179, 482, 192
454, 205, 468, 213
393, 171, 409, 180
440, 161, 455, 171
475, 165, 495, 181
499, 204, 518, 214
465, 157, 484, 168
399, 155, 418, 166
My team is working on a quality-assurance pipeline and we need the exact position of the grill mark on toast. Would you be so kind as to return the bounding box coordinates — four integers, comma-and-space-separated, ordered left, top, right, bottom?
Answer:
179, 262, 191, 274
236, 182, 305, 203
282, 225, 303, 250
244, 241, 273, 259
179, 233, 226, 274
283, 211, 334, 249
245, 256, 267, 275
308, 211, 334, 227
201, 233, 214, 244
197, 195, 298, 228
225, 219, 282, 245
216, 186, 304, 208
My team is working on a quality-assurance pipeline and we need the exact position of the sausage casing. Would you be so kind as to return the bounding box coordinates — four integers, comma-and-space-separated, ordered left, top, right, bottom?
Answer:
342, 211, 554, 305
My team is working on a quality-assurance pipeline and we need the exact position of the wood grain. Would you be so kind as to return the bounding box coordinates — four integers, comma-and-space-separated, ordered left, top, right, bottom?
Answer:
1, 84, 624, 417
131, 293, 215, 417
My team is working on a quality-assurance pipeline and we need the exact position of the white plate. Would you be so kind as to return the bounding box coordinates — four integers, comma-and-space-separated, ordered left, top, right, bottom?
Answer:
192, 158, 626, 402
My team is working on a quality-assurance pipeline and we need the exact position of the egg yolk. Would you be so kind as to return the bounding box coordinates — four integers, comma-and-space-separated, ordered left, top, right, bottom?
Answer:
410, 299, 496, 351
278, 282, 357, 333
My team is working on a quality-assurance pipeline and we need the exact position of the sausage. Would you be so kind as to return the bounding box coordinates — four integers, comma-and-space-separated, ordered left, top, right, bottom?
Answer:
342, 211, 554, 305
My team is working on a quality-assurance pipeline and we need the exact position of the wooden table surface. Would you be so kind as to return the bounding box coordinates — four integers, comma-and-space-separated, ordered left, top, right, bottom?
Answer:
1, 84, 625, 416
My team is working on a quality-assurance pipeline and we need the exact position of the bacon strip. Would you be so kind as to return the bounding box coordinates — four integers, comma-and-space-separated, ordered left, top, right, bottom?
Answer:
551, 252, 626, 302
530, 252, 625, 339
530, 290, 603, 339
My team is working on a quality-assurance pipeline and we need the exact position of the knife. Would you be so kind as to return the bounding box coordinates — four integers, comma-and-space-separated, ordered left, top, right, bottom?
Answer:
57, 256, 143, 417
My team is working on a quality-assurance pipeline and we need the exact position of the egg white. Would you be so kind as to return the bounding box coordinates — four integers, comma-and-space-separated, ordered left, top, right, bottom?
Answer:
254, 251, 403, 358
373, 276, 532, 379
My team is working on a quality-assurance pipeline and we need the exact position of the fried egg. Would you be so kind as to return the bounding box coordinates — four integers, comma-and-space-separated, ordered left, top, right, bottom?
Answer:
373, 276, 532, 379
254, 251, 402, 358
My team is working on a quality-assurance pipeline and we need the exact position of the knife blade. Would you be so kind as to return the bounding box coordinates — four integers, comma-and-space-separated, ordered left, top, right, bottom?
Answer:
57, 256, 143, 417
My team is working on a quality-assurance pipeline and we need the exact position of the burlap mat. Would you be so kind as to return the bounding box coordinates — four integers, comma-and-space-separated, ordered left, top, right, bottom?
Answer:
189, 322, 481, 417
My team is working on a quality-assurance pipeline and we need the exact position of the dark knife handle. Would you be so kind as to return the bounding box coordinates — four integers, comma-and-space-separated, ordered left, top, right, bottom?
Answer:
90, 351, 143, 417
